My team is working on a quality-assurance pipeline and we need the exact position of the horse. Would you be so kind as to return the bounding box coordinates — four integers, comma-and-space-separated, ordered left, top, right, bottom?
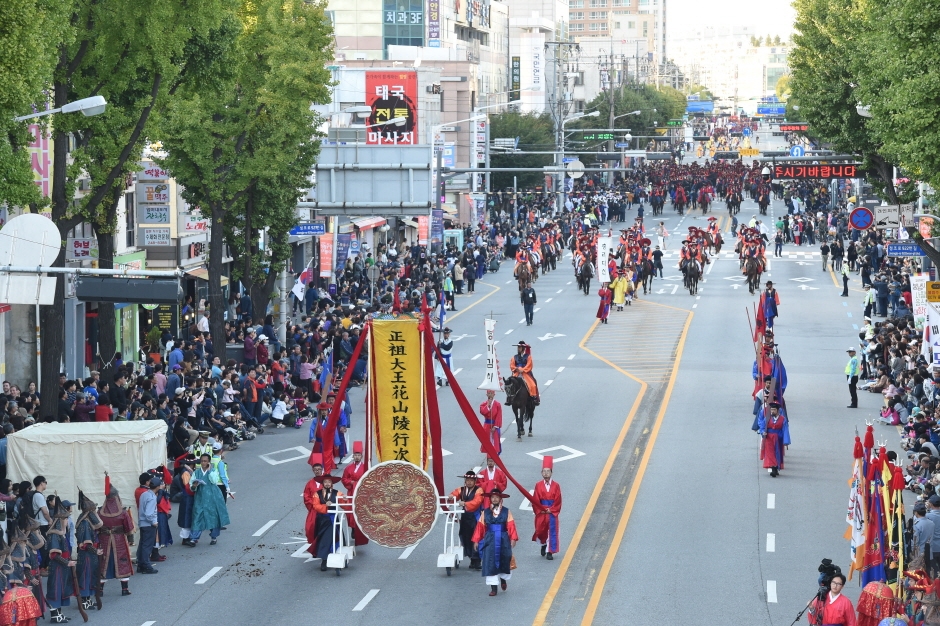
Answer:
726, 191, 742, 215
516, 260, 531, 291
540, 243, 556, 274
637, 258, 655, 294
673, 195, 686, 215
704, 231, 723, 255
651, 194, 664, 216
697, 189, 710, 213
757, 193, 770, 216
683, 259, 702, 295
503, 376, 536, 439
745, 257, 763, 294
576, 260, 594, 295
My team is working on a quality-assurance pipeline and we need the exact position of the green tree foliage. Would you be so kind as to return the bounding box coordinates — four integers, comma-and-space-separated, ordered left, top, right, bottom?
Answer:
487, 112, 555, 190
0, 0, 71, 208
38, 0, 236, 406
775, 74, 791, 101
159, 0, 333, 358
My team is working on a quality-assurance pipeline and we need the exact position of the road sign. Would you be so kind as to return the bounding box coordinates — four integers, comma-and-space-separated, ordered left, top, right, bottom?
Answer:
886, 242, 924, 257
789, 145, 805, 157
849, 207, 874, 230
438, 126, 457, 132
349, 237, 360, 254
666, 119, 683, 127
874, 204, 899, 229
615, 142, 631, 148
899, 203, 915, 227
289, 221, 326, 236
927, 281, 940, 303
562, 157, 577, 163
742, 127, 751, 137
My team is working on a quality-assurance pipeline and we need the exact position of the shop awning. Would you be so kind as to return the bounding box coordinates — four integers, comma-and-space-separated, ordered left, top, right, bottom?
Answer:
352, 216, 387, 231
185, 268, 229, 286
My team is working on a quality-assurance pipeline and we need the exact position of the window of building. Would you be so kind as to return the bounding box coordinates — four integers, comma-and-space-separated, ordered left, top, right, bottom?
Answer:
589, 22, 607, 30
570, 0, 584, 6
571, 11, 584, 19
589, 0, 607, 6
628, 20, 635, 28
575, 100, 585, 113
125, 191, 135, 249
643, 22, 648, 36
570, 22, 585, 31
588, 11, 607, 18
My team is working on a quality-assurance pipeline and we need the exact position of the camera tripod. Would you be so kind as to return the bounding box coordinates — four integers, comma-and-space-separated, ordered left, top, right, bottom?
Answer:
790, 588, 827, 626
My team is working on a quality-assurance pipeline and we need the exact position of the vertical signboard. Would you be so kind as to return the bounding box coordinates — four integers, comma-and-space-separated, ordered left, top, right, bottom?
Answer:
475, 119, 487, 164
383, 0, 424, 50
430, 209, 444, 246
912, 273, 929, 330
335, 233, 352, 271
417, 216, 429, 245
531, 46, 542, 91
597, 237, 612, 282
366, 71, 419, 145
427, 0, 440, 47
319, 233, 334, 278
511, 56, 521, 102
27, 124, 52, 201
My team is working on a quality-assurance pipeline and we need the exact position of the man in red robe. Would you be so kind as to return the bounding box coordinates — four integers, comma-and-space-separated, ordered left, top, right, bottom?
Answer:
478, 457, 507, 495
98, 486, 135, 597
759, 402, 787, 477
340, 442, 369, 546
806, 574, 856, 626
532, 456, 562, 560
303, 454, 325, 556
596, 284, 612, 323
479, 391, 503, 456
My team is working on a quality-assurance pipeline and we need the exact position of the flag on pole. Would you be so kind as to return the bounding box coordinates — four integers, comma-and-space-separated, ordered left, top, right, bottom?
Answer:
291, 260, 314, 302
438, 293, 446, 330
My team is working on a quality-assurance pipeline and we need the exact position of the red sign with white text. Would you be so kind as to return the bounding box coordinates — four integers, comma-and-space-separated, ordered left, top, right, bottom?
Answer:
366, 71, 419, 145
319, 233, 334, 278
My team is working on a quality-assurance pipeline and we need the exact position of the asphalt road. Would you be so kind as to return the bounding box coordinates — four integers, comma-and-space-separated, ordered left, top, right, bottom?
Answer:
83, 126, 892, 626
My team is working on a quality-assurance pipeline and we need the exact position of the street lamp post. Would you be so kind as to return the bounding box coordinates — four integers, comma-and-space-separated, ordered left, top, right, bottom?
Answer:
606, 110, 642, 183
559, 111, 600, 211
13, 95, 107, 122
431, 115, 486, 245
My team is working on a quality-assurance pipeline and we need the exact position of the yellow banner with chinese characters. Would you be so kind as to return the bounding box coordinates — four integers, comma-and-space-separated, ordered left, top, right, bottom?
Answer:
369, 319, 426, 468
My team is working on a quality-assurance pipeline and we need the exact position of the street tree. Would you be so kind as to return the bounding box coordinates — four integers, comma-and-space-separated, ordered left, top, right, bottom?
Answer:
0, 0, 71, 209
38, 0, 234, 408
158, 0, 333, 361
487, 111, 554, 190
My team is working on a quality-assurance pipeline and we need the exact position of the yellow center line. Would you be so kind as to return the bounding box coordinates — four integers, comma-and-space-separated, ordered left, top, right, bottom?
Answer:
532, 319, 648, 626
446, 281, 500, 323
579, 309, 694, 625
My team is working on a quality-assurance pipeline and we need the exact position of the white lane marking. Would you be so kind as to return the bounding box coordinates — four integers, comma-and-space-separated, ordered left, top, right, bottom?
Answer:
568, 354, 575, 360
534, 307, 541, 312
767, 580, 777, 603
567, 281, 572, 285
696, 296, 701, 300
767, 493, 775, 509
557, 289, 563, 293
195, 567, 223, 585
399, 545, 417, 559
706, 257, 716, 274
472, 354, 482, 360
556, 366, 565, 373
519, 319, 526, 324
353, 589, 381, 611
545, 379, 554, 386
506, 280, 512, 284
253, 520, 278, 537
141, 622, 157, 626
766, 533, 775, 552
259, 446, 312, 466
545, 298, 552, 302
692, 304, 697, 308
290, 542, 315, 562
505, 329, 514, 335
453, 368, 463, 375
670, 285, 678, 295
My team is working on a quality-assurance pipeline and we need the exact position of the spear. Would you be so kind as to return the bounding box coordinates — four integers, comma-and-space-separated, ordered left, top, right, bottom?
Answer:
70, 563, 89, 622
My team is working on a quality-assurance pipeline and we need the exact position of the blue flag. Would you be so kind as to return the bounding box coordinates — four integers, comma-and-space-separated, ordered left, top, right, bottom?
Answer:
319, 351, 333, 389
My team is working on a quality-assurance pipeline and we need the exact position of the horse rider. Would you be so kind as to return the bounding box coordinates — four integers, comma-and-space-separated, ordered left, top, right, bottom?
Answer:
513, 246, 530, 279
511, 341, 539, 405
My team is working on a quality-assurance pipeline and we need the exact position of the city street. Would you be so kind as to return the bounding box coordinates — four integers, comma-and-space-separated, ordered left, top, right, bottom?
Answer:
85, 186, 890, 626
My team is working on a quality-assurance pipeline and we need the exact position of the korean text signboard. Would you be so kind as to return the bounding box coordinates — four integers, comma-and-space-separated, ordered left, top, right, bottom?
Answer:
67, 238, 98, 261
27, 124, 52, 200
366, 71, 418, 145
142, 228, 171, 246
139, 205, 171, 224
370, 319, 426, 467
138, 163, 170, 182
136, 183, 170, 204
427, 0, 440, 45
779, 124, 808, 133
773, 164, 858, 180
511, 56, 521, 102
319, 233, 334, 278
911, 274, 928, 329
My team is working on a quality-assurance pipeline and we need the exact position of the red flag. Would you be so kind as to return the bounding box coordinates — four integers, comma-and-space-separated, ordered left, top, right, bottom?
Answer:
104, 473, 111, 497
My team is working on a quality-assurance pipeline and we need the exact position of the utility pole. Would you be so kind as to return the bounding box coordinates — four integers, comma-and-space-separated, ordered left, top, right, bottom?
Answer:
546, 41, 579, 213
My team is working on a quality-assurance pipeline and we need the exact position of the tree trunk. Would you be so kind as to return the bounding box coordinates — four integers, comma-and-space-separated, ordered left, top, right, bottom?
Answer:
40, 73, 73, 415
92, 215, 117, 384
208, 201, 227, 363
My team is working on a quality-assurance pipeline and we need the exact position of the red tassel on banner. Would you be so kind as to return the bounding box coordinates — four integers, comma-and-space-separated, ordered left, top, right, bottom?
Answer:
104, 473, 111, 497
319, 321, 370, 476
422, 320, 445, 497
863, 425, 874, 451
392, 288, 401, 313
853, 436, 863, 460
424, 324, 546, 513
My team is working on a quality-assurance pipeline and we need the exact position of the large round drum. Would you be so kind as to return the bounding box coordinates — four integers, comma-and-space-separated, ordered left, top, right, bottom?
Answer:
352, 461, 440, 548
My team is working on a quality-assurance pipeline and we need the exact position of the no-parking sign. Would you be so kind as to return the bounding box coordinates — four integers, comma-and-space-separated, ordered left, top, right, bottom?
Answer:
849, 207, 874, 230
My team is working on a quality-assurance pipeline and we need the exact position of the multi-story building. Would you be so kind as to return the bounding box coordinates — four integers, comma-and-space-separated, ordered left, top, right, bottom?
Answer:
671, 27, 789, 108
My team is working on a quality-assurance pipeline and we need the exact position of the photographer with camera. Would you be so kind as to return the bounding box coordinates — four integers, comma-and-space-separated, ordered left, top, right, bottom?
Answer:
804, 560, 856, 626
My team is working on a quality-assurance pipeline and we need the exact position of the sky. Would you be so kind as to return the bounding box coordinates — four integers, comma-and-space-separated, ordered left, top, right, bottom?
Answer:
666, 0, 796, 42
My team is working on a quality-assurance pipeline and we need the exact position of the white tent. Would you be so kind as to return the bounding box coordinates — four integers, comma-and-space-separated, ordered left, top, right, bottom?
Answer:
7, 421, 167, 520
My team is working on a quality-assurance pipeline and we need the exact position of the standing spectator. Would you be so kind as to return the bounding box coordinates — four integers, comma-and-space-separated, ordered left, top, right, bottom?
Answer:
820, 241, 830, 272
136, 477, 160, 574
243, 329, 257, 367
32, 476, 51, 572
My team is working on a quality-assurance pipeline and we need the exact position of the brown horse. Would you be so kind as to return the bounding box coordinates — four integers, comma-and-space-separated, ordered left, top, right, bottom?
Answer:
745, 257, 763, 294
